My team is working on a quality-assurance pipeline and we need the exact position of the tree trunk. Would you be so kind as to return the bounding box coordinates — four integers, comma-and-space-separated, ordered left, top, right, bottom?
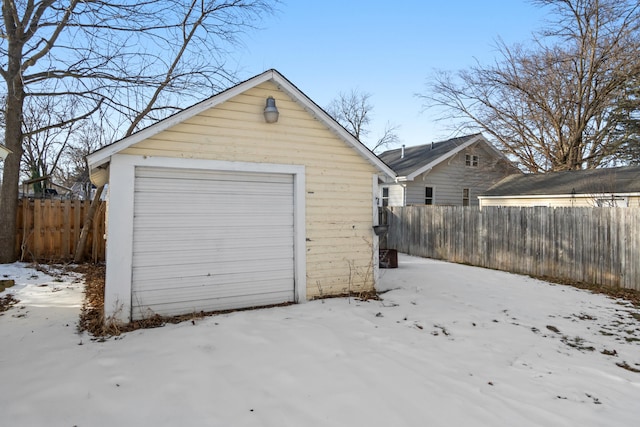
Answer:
0, 38, 25, 263
74, 185, 105, 263
0, 149, 21, 263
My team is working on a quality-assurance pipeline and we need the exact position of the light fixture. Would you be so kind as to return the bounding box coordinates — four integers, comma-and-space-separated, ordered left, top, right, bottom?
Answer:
263, 96, 279, 123
90, 166, 109, 187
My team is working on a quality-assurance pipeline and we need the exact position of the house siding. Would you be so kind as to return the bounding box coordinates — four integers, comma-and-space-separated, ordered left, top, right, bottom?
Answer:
120, 81, 379, 298
404, 144, 517, 206
381, 183, 405, 207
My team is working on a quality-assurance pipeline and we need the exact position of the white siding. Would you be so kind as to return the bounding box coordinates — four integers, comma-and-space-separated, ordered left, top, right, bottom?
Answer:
381, 183, 405, 207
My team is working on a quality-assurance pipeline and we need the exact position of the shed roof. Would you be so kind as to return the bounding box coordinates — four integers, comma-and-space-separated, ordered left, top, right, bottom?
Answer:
378, 134, 502, 180
482, 166, 640, 197
87, 69, 396, 180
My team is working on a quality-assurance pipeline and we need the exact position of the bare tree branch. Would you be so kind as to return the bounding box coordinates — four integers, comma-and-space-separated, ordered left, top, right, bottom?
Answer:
326, 89, 401, 153
420, 0, 640, 172
0, 0, 279, 262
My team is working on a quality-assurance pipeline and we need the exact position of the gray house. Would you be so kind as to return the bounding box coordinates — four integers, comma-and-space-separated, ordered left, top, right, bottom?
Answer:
378, 134, 519, 207
478, 165, 640, 208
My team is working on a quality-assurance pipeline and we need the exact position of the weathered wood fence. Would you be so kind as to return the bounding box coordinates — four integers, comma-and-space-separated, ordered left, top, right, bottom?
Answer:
386, 206, 640, 291
16, 198, 106, 262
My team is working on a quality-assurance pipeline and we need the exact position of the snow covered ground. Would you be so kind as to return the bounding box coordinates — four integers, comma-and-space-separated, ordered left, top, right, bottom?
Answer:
1, 254, 639, 427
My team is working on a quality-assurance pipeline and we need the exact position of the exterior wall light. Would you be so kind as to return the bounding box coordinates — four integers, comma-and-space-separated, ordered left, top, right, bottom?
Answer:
0, 143, 12, 161
263, 96, 279, 123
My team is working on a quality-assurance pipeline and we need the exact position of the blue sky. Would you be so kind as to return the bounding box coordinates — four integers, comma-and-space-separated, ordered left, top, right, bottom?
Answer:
234, 0, 549, 151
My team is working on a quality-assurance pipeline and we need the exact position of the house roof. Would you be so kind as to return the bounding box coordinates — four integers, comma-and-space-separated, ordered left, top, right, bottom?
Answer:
378, 134, 502, 180
87, 69, 396, 180
481, 165, 640, 197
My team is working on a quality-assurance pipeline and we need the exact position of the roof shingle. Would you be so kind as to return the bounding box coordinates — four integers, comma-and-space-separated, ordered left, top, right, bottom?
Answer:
378, 134, 481, 177
482, 166, 640, 196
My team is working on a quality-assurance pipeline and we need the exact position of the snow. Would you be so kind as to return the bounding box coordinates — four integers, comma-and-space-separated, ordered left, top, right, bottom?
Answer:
1, 254, 639, 427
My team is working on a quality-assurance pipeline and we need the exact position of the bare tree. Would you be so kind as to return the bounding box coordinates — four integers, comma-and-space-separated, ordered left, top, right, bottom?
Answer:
0, 0, 277, 262
55, 119, 112, 198
20, 97, 83, 184
326, 89, 400, 153
421, 0, 640, 173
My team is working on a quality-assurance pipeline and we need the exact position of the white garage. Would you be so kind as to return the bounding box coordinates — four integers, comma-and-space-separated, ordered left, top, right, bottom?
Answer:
87, 69, 396, 324
130, 166, 296, 320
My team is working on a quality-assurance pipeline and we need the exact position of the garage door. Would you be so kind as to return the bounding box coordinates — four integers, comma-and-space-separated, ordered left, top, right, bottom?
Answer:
131, 166, 295, 320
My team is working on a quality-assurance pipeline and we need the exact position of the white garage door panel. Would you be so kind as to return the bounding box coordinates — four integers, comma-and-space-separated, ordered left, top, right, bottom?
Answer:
135, 291, 293, 319
133, 275, 293, 306
132, 240, 293, 262
133, 263, 294, 291
134, 285, 293, 311
133, 228, 292, 248
131, 166, 296, 320
134, 190, 294, 207
134, 258, 292, 284
133, 214, 293, 230
134, 272, 293, 298
136, 167, 293, 183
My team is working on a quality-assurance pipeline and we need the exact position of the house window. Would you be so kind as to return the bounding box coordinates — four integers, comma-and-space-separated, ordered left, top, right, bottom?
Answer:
463, 188, 470, 206
465, 154, 479, 167
595, 196, 628, 207
425, 187, 433, 205
381, 187, 389, 207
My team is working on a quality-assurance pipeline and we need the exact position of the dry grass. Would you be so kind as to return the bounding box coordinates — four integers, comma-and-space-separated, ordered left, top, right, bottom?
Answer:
0, 294, 19, 315
76, 263, 170, 337
311, 290, 381, 301
74, 264, 639, 337
535, 275, 640, 308
75, 264, 295, 337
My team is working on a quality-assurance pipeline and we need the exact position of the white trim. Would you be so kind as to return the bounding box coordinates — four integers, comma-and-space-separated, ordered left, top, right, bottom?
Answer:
373, 174, 381, 224
478, 192, 640, 201
372, 174, 380, 289
87, 69, 396, 180
478, 192, 640, 209
103, 155, 136, 321
294, 168, 307, 303
104, 154, 306, 323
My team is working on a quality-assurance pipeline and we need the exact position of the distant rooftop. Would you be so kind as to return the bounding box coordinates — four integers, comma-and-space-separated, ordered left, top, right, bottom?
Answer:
378, 134, 482, 176
482, 166, 640, 196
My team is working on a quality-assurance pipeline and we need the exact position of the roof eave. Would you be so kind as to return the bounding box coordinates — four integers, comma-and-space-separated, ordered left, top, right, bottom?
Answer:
87, 70, 279, 169
479, 192, 640, 199
270, 72, 396, 180
87, 69, 396, 180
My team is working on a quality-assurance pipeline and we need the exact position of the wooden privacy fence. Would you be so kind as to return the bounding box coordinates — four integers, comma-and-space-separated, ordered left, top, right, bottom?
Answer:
16, 198, 106, 262
386, 206, 640, 291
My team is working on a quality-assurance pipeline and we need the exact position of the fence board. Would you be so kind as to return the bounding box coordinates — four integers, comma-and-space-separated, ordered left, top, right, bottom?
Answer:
16, 198, 106, 262
386, 206, 640, 291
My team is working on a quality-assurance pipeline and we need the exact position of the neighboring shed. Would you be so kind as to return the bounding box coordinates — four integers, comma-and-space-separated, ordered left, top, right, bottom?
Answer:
20, 175, 73, 199
378, 134, 519, 207
478, 165, 640, 208
87, 69, 395, 323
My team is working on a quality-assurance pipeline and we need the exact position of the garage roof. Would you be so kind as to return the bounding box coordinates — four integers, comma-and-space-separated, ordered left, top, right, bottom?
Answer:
87, 69, 396, 180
